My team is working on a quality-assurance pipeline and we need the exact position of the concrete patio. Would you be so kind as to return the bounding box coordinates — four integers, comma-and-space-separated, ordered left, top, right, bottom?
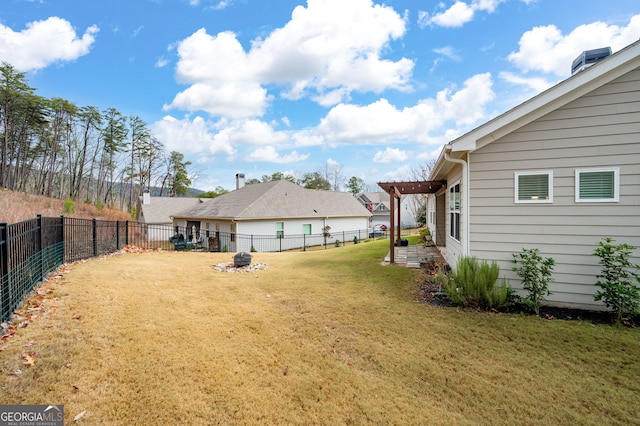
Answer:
384, 245, 444, 268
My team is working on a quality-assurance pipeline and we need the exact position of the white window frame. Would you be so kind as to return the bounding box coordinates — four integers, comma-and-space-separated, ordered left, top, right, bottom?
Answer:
449, 182, 461, 241
515, 171, 553, 203
575, 167, 619, 203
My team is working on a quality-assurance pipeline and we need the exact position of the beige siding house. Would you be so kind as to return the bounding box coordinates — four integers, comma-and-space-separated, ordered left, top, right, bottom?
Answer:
172, 180, 372, 252
428, 40, 640, 309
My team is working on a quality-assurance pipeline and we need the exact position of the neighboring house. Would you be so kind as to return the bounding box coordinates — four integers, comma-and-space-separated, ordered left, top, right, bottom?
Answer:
137, 191, 203, 225
357, 192, 421, 229
137, 192, 205, 243
172, 180, 372, 252
427, 40, 640, 310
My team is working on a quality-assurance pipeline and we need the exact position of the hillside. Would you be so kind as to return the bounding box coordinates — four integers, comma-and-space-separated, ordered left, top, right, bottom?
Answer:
0, 188, 131, 224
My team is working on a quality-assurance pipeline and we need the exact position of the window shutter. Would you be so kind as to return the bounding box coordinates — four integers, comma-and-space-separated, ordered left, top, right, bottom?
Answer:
518, 174, 549, 200
579, 171, 614, 199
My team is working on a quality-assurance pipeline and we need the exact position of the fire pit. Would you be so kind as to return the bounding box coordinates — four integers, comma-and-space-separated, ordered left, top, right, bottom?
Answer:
233, 252, 252, 267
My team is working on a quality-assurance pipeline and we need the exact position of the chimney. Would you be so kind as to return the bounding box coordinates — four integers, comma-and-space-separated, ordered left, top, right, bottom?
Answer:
236, 173, 245, 190
143, 190, 151, 205
571, 47, 611, 75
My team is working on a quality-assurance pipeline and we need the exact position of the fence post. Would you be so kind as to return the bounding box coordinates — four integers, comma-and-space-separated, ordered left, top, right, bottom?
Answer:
37, 215, 43, 281
303, 234, 306, 251
1, 222, 9, 321
125, 221, 130, 246
60, 215, 65, 263
116, 221, 120, 250
92, 219, 98, 257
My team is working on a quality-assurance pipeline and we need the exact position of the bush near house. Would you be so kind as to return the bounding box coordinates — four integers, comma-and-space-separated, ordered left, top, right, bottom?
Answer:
512, 248, 555, 316
593, 238, 640, 325
439, 256, 512, 309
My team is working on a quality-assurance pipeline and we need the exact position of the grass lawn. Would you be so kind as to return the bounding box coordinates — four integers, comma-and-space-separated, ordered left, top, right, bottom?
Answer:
1, 240, 639, 425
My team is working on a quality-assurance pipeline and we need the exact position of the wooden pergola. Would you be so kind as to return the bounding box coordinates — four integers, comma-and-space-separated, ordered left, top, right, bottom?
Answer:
377, 180, 446, 263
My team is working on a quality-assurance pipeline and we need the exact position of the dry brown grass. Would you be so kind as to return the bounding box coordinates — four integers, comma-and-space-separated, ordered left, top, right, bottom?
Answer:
1, 242, 639, 425
0, 188, 130, 223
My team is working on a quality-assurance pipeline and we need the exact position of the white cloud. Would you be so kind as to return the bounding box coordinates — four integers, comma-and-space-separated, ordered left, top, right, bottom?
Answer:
317, 73, 494, 144
151, 115, 237, 158
433, 46, 463, 62
166, 0, 413, 118
508, 14, 640, 77
152, 115, 295, 163
382, 164, 413, 181
499, 71, 553, 93
423, 2, 475, 28
155, 57, 168, 68
0, 17, 98, 71
373, 147, 408, 163
211, 1, 232, 10
418, 0, 506, 28
156, 74, 495, 167
246, 146, 309, 163
165, 82, 270, 119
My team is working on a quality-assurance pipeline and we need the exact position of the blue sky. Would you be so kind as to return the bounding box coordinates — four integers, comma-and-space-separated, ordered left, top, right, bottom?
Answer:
1, 0, 638, 191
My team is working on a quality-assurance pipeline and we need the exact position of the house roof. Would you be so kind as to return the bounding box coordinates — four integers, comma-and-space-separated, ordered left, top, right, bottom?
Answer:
358, 192, 390, 206
431, 40, 640, 178
139, 196, 204, 224
173, 180, 372, 220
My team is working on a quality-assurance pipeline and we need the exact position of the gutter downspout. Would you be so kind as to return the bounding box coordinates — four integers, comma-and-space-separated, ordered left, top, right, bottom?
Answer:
443, 144, 470, 256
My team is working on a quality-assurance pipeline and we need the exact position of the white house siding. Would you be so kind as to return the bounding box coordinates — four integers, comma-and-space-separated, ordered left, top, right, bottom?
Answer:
440, 168, 465, 266
235, 217, 370, 252
466, 68, 640, 309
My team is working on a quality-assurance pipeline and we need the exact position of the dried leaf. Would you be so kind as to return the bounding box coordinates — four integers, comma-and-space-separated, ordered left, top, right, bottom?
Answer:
74, 410, 86, 421
22, 353, 35, 366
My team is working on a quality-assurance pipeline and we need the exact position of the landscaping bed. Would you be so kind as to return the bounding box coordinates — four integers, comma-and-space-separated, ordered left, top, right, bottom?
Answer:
415, 259, 638, 326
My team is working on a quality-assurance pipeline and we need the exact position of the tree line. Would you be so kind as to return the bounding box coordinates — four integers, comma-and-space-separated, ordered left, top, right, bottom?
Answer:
0, 62, 192, 214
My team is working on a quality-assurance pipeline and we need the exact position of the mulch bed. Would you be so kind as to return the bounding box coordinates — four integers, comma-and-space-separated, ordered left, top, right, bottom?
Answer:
414, 260, 637, 327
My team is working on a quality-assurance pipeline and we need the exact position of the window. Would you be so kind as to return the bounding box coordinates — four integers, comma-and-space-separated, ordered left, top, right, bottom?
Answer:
303, 224, 312, 235
575, 168, 619, 202
515, 171, 553, 203
276, 222, 284, 238
449, 183, 460, 241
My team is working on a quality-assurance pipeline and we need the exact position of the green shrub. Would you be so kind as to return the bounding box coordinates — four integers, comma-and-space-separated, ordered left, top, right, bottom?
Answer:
439, 256, 512, 309
353, 236, 359, 245
593, 238, 640, 325
95, 200, 105, 212
63, 198, 75, 214
335, 239, 341, 247
512, 248, 555, 316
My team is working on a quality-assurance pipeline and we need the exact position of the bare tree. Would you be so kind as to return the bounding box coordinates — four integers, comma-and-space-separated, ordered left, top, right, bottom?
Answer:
405, 159, 437, 226
321, 159, 345, 191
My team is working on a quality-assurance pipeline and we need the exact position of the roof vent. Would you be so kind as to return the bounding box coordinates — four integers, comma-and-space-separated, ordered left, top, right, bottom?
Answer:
571, 47, 612, 75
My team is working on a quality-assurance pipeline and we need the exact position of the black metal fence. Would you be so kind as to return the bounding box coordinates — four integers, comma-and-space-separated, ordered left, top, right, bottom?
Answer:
0, 216, 385, 322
